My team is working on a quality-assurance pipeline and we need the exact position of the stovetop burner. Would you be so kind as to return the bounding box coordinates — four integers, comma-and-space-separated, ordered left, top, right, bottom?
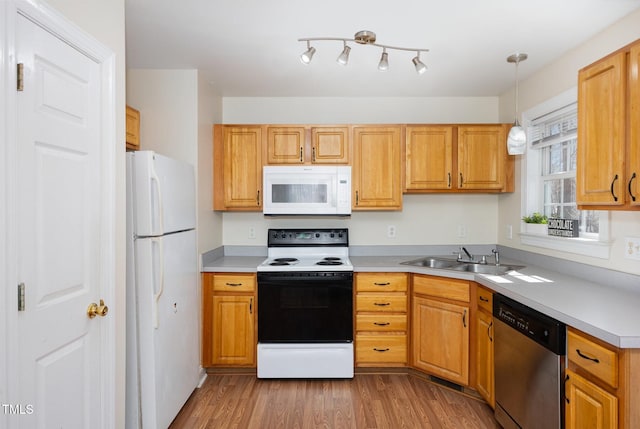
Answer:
317, 259, 343, 266
258, 228, 352, 272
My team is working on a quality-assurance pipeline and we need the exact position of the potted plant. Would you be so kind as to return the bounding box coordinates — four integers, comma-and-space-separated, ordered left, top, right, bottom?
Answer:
522, 212, 548, 234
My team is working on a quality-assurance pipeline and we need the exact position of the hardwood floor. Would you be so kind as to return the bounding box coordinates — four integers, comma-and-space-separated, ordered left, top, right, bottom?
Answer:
170, 372, 500, 428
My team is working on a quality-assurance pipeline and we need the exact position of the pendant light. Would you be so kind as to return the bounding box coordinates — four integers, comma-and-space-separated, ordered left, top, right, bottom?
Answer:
506, 53, 528, 155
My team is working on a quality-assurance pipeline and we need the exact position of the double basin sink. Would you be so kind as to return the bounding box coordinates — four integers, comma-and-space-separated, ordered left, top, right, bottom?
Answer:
401, 256, 525, 276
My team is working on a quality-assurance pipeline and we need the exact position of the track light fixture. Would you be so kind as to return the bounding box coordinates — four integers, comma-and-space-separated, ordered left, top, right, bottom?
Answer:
300, 41, 316, 64
298, 30, 429, 74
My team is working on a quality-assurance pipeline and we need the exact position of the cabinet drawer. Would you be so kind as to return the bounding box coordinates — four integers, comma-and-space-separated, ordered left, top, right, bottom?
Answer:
356, 335, 407, 364
356, 272, 408, 292
356, 314, 407, 332
356, 294, 407, 312
212, 274, 256, 292
568, 329, 618, 388
476, 286, 493, 312
413, 275, 470, 302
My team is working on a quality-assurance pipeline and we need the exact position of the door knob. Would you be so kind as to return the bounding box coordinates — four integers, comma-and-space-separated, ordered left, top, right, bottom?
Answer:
87, 299, 109, 319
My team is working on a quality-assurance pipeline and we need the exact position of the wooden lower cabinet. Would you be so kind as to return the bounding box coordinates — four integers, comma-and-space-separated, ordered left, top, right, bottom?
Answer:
475, 285, 494, 407
411, 275, 470, 385
566, 369, 618, 429
355, 272, 408, 366
566, 326, 640, 428
202, 273, 256, 367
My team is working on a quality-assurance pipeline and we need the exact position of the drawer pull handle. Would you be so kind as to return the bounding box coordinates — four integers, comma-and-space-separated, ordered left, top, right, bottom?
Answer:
576, 349, 600, 363
373, 348, 390, 352
479, 296, 489, 302
225, 282, 243, 287
374, 282, 391, 286
374, 302, 391, 306
374, 322, 390, 326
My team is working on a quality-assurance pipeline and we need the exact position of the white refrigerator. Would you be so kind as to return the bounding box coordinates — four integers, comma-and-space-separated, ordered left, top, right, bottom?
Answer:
126, 151, 200, 429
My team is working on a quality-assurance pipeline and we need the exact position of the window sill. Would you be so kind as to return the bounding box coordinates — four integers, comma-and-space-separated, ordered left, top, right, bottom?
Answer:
519, 232, 611, 259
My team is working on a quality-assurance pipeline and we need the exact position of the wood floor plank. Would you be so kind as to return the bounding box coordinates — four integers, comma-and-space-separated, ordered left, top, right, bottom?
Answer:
170, 373, 500, 429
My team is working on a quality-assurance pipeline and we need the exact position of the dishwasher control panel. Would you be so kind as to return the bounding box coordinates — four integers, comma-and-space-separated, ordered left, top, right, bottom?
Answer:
493, 294, 566, 355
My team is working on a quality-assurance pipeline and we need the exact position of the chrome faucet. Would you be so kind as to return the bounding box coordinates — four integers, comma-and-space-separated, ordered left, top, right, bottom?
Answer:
492, 248, 500, 266
456, 246, 476, 263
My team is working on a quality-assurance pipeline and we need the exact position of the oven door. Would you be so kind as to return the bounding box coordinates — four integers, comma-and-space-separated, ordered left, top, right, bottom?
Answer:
257, 271, 353, 343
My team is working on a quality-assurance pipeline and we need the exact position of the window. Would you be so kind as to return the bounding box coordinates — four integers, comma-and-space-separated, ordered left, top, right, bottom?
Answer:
531, 104, 599, 237
521, 89, 610, 258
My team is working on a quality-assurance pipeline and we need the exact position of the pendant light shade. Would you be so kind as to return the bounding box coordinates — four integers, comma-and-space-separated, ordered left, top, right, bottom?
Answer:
506, 53, 528, 155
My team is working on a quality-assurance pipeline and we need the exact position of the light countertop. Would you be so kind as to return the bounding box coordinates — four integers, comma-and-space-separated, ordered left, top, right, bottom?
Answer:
202, 253, 640, 349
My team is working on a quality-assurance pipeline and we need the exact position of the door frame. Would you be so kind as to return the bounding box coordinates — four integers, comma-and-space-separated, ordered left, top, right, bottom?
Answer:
0, 1, 117, 427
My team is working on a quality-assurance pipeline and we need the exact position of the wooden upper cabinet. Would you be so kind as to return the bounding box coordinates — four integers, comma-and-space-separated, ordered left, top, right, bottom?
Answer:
629, 43, 640, 207
213, 125, 262, 211
265, 126, 350, 164
311, 127, 350, 164
266, 126, 305, 164
457, 125, 510, 191
405, 126, 454, 191
352, 126, 403, 210
577, 39, 640, 210
125, 105, 140, 151
577, 50, 627, 207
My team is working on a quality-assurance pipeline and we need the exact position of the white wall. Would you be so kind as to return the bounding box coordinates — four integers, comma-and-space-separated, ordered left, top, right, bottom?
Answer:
497, 9, 640, 275
45, 0, 127, 426
221, 96, 501, 247
126, 69, 224, 255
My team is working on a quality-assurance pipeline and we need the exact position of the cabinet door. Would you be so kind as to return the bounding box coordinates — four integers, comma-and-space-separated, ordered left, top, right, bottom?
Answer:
311, 127, 350, 164
212, 295, 255, 366
476, 309, 494, 407
266, 126, 305, 164
457, 125, 507, 190
412, 295, 469, 385
213, 126, 262, 210
352, 126, 402, 210
125, 105, 140, 151
629, 43, 640, 207
566, 369, 618, 429
405, 126, 454, 191
577, 51, 626, 206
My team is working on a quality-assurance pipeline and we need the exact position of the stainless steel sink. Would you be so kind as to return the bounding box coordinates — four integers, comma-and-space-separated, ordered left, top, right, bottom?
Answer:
400, 256, 525, 276
400, 256, 459, 269
451, 263, 525, 275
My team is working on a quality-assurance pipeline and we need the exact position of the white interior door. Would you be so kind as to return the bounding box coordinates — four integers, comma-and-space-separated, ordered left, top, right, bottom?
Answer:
12, 9, 114, 429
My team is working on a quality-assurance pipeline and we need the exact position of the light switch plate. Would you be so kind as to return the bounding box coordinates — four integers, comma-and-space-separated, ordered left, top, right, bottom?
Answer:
624, 237, 640, 260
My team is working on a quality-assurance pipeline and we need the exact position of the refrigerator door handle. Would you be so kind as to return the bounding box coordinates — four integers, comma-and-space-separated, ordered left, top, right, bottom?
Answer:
151, 237, 164, 329
149, 163, 164, 234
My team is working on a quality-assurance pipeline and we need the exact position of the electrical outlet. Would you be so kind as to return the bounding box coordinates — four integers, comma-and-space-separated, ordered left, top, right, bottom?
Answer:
249, 226, 256, 239
387, 225, 397, 238
624, 237, 640, 260
457, 224, 466, 238
506, 224, 513, 240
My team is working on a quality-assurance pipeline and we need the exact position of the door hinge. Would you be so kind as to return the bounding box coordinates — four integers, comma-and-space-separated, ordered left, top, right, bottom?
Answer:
17, 63, 24, 91
18, 283, 25, 311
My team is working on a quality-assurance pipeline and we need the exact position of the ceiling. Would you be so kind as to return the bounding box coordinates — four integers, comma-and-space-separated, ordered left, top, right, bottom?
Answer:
125, 0, 640, 97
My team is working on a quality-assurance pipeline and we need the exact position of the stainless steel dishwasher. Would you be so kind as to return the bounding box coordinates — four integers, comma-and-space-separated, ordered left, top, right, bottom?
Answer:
493, 294, 566, 429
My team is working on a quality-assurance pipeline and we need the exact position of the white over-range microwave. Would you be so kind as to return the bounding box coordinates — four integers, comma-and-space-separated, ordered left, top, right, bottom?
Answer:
263, 165, 352, 215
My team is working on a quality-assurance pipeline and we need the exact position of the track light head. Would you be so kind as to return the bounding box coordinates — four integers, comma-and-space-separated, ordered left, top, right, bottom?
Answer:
336, 42, 351, 65
378, 50, 389, 71
412, 53, 427, 74
300, 42, 316, 64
